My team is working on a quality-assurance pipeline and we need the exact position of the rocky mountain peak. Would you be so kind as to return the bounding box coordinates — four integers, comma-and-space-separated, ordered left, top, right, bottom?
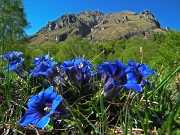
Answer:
139, 10, 160, 27
37, 10, 106, 34
28, 10, 166, 44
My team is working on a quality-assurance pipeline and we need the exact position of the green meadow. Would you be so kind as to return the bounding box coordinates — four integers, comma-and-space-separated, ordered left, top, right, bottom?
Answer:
0, 30, 180, 135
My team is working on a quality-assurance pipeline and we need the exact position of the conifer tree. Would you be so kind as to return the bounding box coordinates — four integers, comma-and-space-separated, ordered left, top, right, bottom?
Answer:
0, 0, 29, 52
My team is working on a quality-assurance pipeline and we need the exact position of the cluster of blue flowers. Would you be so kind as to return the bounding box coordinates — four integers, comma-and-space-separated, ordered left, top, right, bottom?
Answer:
0, 51, 156, 129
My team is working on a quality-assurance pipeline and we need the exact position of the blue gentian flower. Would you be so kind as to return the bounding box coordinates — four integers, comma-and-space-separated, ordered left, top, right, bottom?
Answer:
0, 51, 23, 61
19, 86, 68, 129
97, 60, 142, 96
127, 61, 156, 77
126, 61, 156, 87
60, 58, 95, 89
30, 55, 65, 85
0, 51, 26, 77
31, 54, 53, 67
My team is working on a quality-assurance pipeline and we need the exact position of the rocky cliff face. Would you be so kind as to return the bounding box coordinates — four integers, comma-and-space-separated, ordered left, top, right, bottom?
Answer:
36, 10, 106, 40
28, 10, 166, 44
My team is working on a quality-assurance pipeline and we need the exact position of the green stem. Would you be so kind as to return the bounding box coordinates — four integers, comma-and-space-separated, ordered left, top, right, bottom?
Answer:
100, 94, 109, 134
63, 99, 84, 135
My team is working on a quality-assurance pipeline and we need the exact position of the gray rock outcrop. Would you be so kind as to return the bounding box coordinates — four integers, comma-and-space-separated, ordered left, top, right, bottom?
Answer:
139, 10, 160, 28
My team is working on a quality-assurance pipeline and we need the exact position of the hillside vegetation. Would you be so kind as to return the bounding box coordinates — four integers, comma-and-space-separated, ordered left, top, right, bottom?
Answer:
1, 30, 180, 134
4, 30, 180, 70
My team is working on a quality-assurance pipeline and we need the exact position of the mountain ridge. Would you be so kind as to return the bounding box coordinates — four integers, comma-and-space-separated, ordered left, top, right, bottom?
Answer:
27, 10, 166, 45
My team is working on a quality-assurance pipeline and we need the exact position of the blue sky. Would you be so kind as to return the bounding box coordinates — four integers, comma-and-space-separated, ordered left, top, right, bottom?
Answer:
23, 0, 180, 35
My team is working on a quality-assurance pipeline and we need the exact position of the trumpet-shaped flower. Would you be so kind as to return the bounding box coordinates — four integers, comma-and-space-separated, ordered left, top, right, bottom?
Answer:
126, 61, 156, 87
0, 51, 26, 77
19, 86, 68, 129
127, 61, 156, 77
30, 55, 65, 85
0, 51, 23, 61
60, 58, 95, 89
31, 54, 54, 67
97, 60, 143, 96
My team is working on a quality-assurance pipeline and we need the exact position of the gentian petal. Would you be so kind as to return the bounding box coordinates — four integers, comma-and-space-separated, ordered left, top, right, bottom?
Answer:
27, 91, 45, 107
123, 80, 143, 92
19, 108, 44, 126
31, 115, 50, 129
50, 96, 63, 112
43, 86, 56, 100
